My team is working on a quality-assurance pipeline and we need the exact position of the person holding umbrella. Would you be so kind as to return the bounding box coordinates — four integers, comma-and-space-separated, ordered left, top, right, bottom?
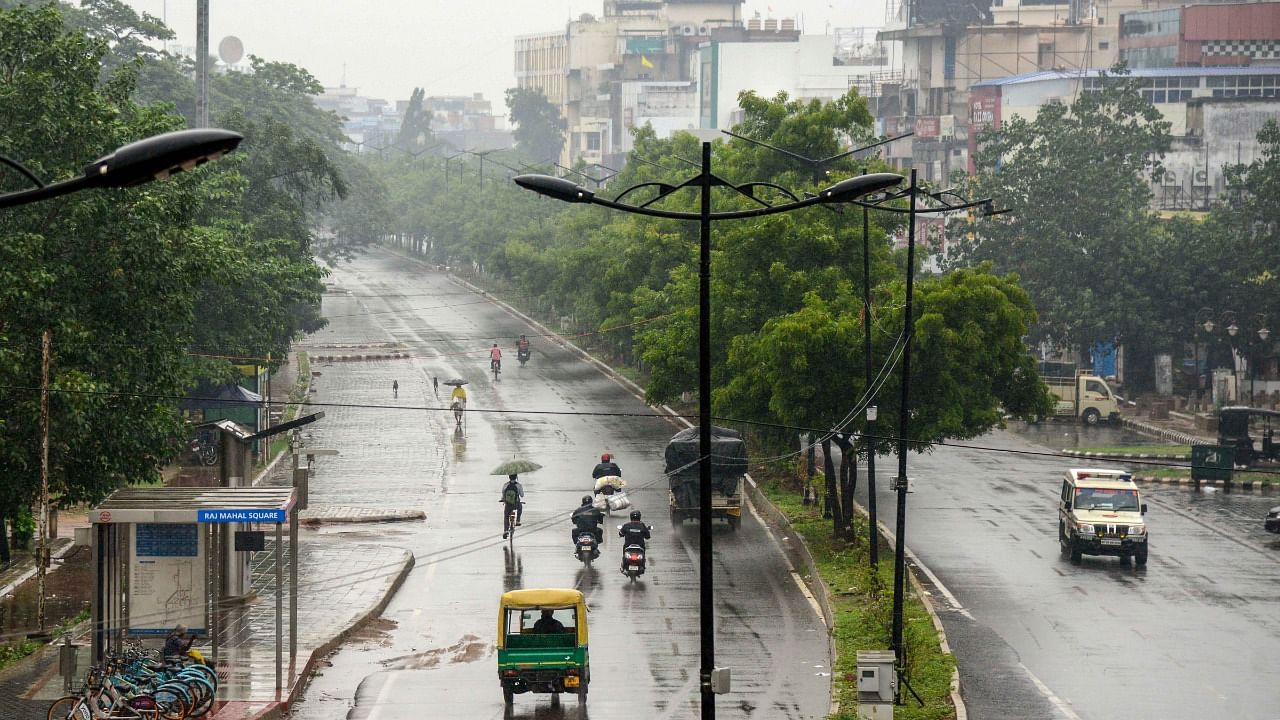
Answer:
493, 459, 542, 539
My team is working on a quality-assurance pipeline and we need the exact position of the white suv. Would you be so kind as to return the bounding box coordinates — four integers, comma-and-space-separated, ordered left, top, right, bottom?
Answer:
1058, 469, 1149, 566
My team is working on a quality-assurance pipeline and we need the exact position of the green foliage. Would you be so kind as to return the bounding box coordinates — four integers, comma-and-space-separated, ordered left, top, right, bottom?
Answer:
504, 87, 565, 163
0, 3, 341, 513
954, 66, 1171, 354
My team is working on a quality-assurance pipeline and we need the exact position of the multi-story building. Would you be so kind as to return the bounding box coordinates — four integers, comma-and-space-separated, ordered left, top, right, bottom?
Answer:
1119, 2, 1280, 68
968, 66, 1280, 208
517, 0, 748, 166
423, 94, 513, 152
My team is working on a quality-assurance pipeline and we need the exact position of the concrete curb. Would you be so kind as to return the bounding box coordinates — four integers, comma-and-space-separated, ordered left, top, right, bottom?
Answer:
855, 503, 967, 720
1120, 416, 1212, 447
1062, 449, 1188, 461
299, 508, 427, 526
1129, 474, 1274, 491
741, 477, 838, 713
234, 548, 416, 720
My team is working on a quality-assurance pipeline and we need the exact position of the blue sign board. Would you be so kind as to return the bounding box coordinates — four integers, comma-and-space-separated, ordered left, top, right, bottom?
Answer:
1091, 341, 1117, 378
197, 508, 286, 523
136, 523, 199, 557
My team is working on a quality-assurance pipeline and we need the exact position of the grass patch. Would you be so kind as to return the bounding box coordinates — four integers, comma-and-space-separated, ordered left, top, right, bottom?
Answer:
0, 608, 91, 672
756, 467, 956, 720
1138, 467, 1191, 478
1076, 445, 1189, 456
0, 638, 40, 672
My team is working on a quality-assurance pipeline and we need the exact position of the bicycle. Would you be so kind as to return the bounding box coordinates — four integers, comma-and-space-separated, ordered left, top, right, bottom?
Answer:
491, 357, 501, 380
503, 504, 519, 545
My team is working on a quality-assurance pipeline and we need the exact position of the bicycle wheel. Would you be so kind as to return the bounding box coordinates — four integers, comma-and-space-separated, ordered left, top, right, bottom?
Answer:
46, 696, 81, 720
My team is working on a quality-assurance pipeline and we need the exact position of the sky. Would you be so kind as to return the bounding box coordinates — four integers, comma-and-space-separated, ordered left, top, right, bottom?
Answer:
121, 0, 887, 109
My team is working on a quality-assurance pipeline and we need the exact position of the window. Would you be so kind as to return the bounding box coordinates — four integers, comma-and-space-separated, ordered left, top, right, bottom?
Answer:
1085, 380, 1109, 395
586, 132, 601, 151
1074, 487, 1139, 511
1099, 41, 1109, 50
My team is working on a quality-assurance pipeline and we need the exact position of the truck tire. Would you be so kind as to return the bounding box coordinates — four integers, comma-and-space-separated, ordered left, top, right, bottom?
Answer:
671, 513, 681, 530
503, 687, 514, 705
1082, 408, 1102, 426
1059, 522, 1070, 554
1069, 539, 1082, 562
728, 516, 740, 532
1134, 545, 1148, 567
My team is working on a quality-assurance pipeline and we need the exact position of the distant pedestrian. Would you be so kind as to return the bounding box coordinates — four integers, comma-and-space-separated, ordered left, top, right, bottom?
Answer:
392, 379, 399, 398
433, 376, 439, 392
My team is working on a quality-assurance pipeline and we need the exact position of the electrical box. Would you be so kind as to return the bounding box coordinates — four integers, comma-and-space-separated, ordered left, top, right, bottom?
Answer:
710, 667, 731, 694
856, 650, 897, 702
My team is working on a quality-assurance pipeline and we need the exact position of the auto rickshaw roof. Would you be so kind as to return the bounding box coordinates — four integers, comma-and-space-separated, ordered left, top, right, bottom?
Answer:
500, 588, 584, 608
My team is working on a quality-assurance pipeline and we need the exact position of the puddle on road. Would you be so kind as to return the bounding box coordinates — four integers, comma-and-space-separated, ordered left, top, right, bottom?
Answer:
380, 633, 491, 669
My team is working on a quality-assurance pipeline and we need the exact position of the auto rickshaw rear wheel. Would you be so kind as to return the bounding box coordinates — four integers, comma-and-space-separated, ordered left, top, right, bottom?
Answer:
503, 687, 513, 705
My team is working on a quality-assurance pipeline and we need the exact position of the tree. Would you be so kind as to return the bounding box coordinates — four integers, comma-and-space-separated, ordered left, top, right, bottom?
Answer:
505, 87, 565, 163
951, 66, 1171, 385
0, 4, 216, 509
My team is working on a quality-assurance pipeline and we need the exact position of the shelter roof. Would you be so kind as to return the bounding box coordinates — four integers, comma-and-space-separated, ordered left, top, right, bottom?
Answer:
90, 487, 296, 524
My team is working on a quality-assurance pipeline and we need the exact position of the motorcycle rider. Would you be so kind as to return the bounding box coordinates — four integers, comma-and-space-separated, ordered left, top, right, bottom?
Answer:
591, 453, 622, 479
570, 495, 604, 557
516, 334, 530, 357
501, 474, 524, 539
618, 510, 652, 572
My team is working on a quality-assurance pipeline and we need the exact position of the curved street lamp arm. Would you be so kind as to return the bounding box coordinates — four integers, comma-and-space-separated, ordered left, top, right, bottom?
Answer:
589, 191, 833, 221
0, 176, 93, 209
846, 195, 993, 215
0, 155, 46, 189
720, 130, 914, 167
734, 182, 802, 208
614, 181, 677, 206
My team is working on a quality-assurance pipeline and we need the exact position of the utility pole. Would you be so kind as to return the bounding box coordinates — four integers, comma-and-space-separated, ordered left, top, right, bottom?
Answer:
196, 0, 209, 128
37, 329, 51, 632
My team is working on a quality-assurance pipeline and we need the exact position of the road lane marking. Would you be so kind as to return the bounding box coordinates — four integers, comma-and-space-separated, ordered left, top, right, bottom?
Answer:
1020, 662, 1083, 720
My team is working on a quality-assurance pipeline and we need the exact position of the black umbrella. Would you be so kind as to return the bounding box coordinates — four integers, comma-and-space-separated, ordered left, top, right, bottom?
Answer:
443, 378, 469, 387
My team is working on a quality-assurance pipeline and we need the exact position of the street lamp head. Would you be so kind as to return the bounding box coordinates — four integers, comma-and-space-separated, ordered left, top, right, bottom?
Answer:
1259, 327, 1270, 342
513, 174, 594, 203
1203, 319, 1215, 333
1228, 322, 1239, 337
84, 128, 243, 188
817, 172, 903, 204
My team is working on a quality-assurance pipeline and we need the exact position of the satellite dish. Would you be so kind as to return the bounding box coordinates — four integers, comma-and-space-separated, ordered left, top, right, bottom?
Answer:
218, 36, 244, 65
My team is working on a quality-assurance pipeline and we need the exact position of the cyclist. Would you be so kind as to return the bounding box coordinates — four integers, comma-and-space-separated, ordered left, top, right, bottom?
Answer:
501, 474, 524, 538
489, 343, 502, 373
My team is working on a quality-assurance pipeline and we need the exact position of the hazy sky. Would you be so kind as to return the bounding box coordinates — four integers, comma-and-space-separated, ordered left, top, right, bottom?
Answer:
122, 0, 886, 108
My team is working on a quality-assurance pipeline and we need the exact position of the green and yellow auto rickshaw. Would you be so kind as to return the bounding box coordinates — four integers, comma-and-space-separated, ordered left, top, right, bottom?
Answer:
497, 588, 589, 704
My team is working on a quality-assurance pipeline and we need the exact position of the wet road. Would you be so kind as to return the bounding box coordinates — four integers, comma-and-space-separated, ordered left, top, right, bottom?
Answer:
857, 424, 1280, 719
286, 247, 829, 719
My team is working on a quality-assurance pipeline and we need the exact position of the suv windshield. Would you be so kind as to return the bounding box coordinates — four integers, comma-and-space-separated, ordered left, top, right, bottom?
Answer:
1074, 487, 1139, 511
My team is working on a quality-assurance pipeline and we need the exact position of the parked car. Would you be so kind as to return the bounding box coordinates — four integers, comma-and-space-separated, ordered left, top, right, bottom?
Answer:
1266, 506, 1280, 534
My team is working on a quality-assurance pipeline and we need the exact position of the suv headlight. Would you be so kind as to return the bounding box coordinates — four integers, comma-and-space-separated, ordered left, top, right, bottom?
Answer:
1076, 523, 1094, 534
1127, 524, 1146, 536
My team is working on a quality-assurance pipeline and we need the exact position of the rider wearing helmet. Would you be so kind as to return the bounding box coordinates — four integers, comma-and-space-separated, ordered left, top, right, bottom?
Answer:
591, 452, 622, 479
570, 495, 605, 547
618, 510, 651, 549
618, 510, 651, 571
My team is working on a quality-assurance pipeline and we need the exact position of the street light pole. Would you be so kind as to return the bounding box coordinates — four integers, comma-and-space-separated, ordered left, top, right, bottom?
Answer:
890, 168, 918, 667
862, 205, 878, 566
514, 153, 902, 720
696, 141, 715, 718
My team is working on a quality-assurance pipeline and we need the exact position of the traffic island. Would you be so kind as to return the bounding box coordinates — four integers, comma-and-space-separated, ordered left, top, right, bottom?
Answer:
751, 469, 960, 720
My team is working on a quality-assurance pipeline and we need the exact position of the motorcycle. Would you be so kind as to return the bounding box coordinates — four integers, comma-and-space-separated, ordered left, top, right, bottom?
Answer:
574, 531, 599, 567
517, 347, 530, 367
621, 544, 646, 581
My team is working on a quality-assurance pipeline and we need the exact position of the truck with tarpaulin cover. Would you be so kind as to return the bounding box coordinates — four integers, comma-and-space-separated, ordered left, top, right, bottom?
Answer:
665, 425, 746, 530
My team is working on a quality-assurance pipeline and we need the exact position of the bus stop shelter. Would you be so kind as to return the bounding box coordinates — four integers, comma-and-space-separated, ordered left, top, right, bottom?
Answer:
90, 486, 299, 691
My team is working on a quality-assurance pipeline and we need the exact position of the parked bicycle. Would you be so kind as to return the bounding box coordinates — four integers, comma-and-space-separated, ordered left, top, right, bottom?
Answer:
48, 643, 218, 720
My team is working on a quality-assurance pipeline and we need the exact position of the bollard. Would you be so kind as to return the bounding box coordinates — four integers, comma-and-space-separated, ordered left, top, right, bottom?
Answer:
58, 634, 78, 693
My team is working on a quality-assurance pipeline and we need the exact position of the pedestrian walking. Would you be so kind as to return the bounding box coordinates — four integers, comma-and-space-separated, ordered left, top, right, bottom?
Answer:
433, 376, 439, 392
392, 379, 399, 398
